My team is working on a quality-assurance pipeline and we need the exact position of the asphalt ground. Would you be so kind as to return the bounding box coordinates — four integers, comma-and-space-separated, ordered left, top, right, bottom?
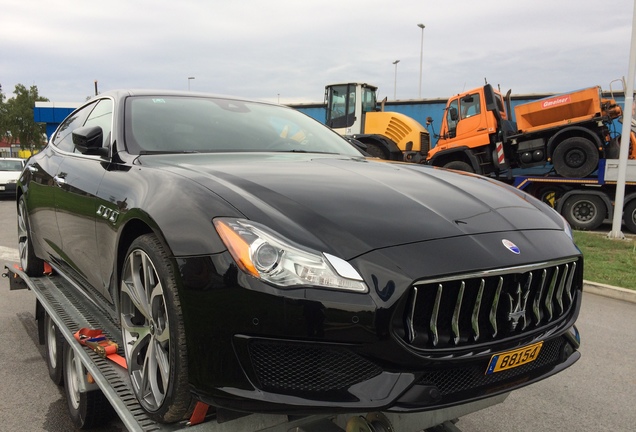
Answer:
0, 198, 634, 431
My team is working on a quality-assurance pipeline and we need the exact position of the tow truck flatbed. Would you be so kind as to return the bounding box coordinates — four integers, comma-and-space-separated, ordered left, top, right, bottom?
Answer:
6, 264, 508, 432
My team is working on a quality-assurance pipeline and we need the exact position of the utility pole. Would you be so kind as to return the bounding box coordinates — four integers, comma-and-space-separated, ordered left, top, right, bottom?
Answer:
418, 23, 425, 98
393, 60, 400, 100
608, 0, 636, 239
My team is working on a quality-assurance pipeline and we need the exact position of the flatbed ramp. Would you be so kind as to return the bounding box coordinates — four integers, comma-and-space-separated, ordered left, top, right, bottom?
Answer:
6, 265, 507, 432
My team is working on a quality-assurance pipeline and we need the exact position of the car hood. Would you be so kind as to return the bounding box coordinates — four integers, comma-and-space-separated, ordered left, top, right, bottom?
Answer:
0, 170, 21, 183
139, 153, 564, 259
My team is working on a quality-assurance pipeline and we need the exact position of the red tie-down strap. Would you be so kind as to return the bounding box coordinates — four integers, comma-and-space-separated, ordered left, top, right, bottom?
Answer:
188, 401, 211, 426
73, 328, 127, 369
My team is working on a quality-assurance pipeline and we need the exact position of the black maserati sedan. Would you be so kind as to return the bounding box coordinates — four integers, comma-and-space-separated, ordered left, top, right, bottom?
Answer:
17, 90, 582, 423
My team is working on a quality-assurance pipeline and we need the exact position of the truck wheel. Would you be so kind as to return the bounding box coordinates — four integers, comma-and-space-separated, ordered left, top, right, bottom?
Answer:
364, 142, 389, 159
120, 234, 193, 423
529, 185, 567, 209
17, 195, 44, 276
562, 194, 606, 230
443, 161, 474, 173
44, 312, 64, 386
623, 200, 636, 234
552, 137, 599, 178
63, 342, 113, 429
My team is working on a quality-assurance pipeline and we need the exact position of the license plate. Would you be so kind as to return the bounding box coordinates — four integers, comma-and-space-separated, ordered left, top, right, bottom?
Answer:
485, 341, 543, 375
0, 186, 4, 191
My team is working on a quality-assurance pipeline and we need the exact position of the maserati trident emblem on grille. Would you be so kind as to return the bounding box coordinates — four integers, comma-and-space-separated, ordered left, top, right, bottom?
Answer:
507, 283, 529, 330
502, 239, 520, 254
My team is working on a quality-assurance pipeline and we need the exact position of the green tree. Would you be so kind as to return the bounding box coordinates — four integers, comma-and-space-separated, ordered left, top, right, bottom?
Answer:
0, 84, 8, 141
4, 84, 49, 151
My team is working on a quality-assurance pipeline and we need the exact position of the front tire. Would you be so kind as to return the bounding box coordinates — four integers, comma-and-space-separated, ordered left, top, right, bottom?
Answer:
363, 142, 389, 159
443, 161, 475, 173
562, 194, 606, 230
17, 195, 44, 276
119, 234, 192, 423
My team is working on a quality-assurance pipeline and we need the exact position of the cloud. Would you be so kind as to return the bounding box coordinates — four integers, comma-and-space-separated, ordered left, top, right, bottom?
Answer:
1, 0, 632, 104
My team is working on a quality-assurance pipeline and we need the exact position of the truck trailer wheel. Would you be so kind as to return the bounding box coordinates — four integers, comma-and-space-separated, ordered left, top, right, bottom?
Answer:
63, 342, 113, 429
562, 194, 606, 230
552, 137, 599, 178
44, 312, 64, 386
119, 234, 193, 423
623, 200, 636, 234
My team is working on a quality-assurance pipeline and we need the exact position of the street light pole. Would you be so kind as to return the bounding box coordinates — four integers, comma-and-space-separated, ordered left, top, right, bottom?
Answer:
188, 76, 195, 91
393, 60, 400, 100
417, 23, 425, 99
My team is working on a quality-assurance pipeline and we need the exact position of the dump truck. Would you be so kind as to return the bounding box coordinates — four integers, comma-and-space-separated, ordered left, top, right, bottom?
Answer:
425, 84, 635, 178
325, 83, 431, 162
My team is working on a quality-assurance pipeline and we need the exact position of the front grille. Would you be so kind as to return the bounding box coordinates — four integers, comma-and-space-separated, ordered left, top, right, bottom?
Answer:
401, 258, 580, 349
420, 131, 431, 153
418, 337, 564, 396
249, 340, 382, 395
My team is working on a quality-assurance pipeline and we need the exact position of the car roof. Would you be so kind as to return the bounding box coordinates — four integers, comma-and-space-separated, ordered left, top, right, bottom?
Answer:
93, 89, 279, 107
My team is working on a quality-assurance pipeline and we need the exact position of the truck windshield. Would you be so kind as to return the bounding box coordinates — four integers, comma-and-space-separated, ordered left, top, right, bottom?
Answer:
461, 94, 481, 119
326, 84, 355, 128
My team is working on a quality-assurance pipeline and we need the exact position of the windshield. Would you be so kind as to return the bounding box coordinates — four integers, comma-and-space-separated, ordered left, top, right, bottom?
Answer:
125, 96, 363, 157
0, 160, 24, 171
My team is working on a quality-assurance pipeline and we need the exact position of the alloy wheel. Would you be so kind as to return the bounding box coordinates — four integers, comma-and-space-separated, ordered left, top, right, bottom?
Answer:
120, 248, 171, 413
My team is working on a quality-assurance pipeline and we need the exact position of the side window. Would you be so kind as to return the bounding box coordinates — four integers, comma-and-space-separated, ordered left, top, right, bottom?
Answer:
446, 99, 459, 138
84, 99, 113, 148
361, 87, 376, 113
347, 90, 356, 116
52, 102, 96, 152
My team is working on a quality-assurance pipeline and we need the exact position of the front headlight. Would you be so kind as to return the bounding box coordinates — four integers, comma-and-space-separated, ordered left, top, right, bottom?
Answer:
214, 218, 368, 292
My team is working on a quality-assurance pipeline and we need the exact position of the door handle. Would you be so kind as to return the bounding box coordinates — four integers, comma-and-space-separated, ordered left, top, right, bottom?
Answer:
53, 174, 66, 186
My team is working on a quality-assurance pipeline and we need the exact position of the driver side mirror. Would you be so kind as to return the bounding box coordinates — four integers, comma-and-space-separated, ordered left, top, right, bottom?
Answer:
73, 126, 108, 156
449, 107, 458, 122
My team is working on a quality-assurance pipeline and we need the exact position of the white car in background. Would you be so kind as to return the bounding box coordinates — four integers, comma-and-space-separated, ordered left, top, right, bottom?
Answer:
0, 158, 25, 197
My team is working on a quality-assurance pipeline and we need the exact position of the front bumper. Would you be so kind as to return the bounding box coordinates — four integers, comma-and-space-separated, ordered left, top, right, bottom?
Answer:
0, 183, 17, 197
176, 231, 583, 415
203, 326, 580, 414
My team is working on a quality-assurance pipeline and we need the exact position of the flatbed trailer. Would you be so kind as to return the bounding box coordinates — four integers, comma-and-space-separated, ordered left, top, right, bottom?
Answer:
5, 264, 509, 432
509, 159, 636, 232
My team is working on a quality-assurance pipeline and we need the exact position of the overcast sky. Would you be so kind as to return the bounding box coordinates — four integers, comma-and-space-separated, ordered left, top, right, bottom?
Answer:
1, 0, 634, 105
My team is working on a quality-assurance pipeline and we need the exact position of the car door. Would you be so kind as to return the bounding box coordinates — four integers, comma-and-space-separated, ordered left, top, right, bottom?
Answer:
53, 99, 113, 296
26, 103, 98, 263
454, 92, 490, 148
